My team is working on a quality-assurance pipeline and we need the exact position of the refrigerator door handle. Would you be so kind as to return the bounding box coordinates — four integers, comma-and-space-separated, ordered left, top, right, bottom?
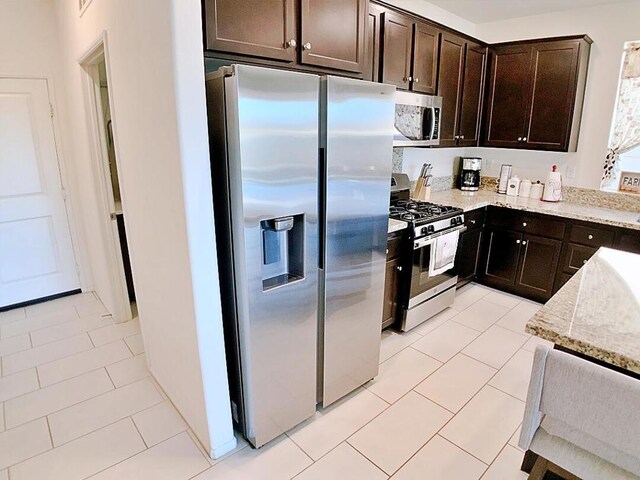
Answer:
318, 147, 327, 270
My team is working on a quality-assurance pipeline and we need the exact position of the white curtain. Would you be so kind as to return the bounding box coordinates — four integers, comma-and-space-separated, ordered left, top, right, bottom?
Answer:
602, 41, 640, 188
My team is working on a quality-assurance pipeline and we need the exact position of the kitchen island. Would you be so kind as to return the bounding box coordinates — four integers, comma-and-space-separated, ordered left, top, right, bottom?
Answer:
526, 247, 640, 375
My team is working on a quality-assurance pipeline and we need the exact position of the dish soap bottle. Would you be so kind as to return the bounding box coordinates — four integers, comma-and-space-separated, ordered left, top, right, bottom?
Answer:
506, 175, 520, 196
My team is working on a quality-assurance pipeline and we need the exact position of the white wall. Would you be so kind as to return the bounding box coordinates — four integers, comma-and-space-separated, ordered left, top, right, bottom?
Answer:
52, 0, 235, 458
385, 0, 477, 36
396, 0, 640, 190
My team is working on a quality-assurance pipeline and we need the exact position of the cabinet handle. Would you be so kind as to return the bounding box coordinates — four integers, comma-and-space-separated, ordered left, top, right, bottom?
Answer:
523, 137, 528, 142
454, 135, 459, 140
303, 42, 312, 50
522, 222, 527, 227
583, 260, 587, 265
386, 248, 389, 254
469, 219, 476, 224
397, 265, 403, 271
403, 76, 413, 82
517, 137, 522, 142
588, 234, 594, 240
414, 78, 420, 83
516, 239, 521, 244
286, 39, 297, 48
522, 241, 527, 245
460, 135, 465, 140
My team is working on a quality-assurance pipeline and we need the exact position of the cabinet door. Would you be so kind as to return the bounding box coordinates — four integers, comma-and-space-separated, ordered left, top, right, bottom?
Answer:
411, 22, 440, 94
300, 0, 367, 73
381, 11, 413, 90
203, 0, 296, 62
483, 45, 532, 148
436, 32, 465, 147
480, 228, 522, 290
616, 230, 640, 254
458, 43, 487, 147
515, 234, 562, 301
524, 41, 580, 151
382, 258, 401, 329
364, 3, 383, 82
456, 228, 483, 287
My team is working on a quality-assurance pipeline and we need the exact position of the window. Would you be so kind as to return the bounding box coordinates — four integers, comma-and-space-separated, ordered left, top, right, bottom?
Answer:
601, 41, 640, 193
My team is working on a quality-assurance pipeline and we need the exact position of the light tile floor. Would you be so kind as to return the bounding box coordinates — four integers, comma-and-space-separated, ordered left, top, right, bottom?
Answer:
0, 284, 553, 479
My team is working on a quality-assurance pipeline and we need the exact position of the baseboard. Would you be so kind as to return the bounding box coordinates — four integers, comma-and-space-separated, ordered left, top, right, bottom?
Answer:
210, 435, 238, 460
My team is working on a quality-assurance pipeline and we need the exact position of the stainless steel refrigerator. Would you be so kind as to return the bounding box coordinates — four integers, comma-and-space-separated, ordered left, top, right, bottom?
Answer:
206, 65, 394, 448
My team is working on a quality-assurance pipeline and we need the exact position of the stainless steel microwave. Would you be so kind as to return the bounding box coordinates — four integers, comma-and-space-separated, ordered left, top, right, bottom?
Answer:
393, 91, 442, 147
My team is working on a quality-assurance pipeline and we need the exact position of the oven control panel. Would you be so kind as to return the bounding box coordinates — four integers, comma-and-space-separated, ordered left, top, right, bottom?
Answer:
413, 214, 465, 240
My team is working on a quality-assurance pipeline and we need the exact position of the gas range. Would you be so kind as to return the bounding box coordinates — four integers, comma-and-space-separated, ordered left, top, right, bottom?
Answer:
389, 199, 464, 239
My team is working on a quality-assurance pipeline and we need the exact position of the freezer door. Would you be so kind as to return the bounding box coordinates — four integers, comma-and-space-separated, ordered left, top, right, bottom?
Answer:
225, 65, 319, 447
320, 76, 395, 406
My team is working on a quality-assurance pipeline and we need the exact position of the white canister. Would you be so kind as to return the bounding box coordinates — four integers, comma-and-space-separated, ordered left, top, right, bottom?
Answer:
519, 179, 532, 197
506, 175, 520, 196
529, 181, 544, 200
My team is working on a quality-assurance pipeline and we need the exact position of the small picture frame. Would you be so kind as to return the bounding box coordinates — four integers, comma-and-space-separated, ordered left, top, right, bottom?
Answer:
619, 171, 640, 194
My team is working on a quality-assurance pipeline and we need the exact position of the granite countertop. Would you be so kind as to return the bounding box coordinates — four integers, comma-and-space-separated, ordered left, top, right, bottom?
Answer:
429, 189, 640, 231
388, 218, 408, 234
526, 247, 640, 374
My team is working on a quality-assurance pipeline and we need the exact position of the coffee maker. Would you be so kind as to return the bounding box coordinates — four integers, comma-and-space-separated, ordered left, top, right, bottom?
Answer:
459, 157, 481, 191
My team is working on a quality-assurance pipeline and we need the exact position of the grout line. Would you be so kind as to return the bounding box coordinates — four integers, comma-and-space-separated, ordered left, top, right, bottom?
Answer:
45, 415, 54, 447
35, 366, 42, 389
130, 413, 149, 449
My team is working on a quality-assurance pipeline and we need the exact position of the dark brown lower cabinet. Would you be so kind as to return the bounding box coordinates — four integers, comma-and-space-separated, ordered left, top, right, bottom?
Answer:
479, 226, 562, 302
480, 228, 522, 290
515, 234, 562, 300
455, 227, 482, 287
382, 232, 403, 329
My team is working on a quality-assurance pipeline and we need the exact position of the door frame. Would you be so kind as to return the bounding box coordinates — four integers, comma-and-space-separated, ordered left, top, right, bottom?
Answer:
79, 32, 133, 323
0, 74, 88, 298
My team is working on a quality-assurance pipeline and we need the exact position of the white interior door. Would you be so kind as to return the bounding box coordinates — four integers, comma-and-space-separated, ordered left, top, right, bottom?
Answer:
0, 78, 80, 308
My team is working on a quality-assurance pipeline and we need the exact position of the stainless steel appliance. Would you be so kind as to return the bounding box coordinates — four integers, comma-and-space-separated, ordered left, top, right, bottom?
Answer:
459, 157, 482, 191
206, 65, 395, 448
393, 91, 442, 147
389, 174, 464, 332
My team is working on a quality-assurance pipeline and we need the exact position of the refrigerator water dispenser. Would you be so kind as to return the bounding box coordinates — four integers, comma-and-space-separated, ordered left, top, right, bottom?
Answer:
261, 214, 305, 291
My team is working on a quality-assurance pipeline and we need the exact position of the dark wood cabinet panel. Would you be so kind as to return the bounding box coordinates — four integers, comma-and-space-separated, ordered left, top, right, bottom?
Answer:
524, 41, 580, 150
458, 43, 487, 147
437, 33, 465, 147
456, 228, 483, 287
300, 0, 367, 73
382, 257, 401, 329
616, 230, 640, 254
204, 0, 297, 62
411, 22, 440, 94
483, 45, 532, 148
364, 3, 383, 82
515, 235, 562, 300
381, 11, 413, 89
562, 243, 597, 274
569, 224, 615, 247
481, 228, 522, 290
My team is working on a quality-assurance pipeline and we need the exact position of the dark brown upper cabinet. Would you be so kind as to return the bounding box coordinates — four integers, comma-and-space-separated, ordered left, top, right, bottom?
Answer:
364, 3, 383, 82
411, 23, 440, 94
380, 11, 413, 89
458, 42, 487, 146
203, 0, 367, 74
381, 12, 440, 92
483, 36, 591, 152
300, 0, 367, 73
437, 34, 487, 147
437, 33, 465, 147
204, 0, 297, 62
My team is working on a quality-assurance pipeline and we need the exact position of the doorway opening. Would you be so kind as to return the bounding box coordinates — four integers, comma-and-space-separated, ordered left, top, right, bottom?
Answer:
81, 42, 137, 322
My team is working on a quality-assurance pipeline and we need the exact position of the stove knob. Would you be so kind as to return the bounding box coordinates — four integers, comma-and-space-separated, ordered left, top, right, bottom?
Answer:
457, 217, 463, 225
421, 227, 428, 235
451, 218, 457, 226
427, 225, 435, 234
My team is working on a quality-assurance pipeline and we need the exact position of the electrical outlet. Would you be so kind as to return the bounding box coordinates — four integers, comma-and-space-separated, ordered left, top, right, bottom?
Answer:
566, 165, 577, 179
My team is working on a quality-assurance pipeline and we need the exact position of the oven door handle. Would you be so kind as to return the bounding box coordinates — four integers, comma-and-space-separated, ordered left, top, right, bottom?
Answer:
413, 225, 467, 250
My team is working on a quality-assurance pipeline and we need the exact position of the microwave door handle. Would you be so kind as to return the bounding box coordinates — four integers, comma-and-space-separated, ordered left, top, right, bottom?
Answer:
431, 107, 436, 142
422, 108, 433, 140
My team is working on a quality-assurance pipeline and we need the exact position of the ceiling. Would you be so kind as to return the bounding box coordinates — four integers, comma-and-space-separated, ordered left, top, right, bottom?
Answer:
427, 0, 629, 23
